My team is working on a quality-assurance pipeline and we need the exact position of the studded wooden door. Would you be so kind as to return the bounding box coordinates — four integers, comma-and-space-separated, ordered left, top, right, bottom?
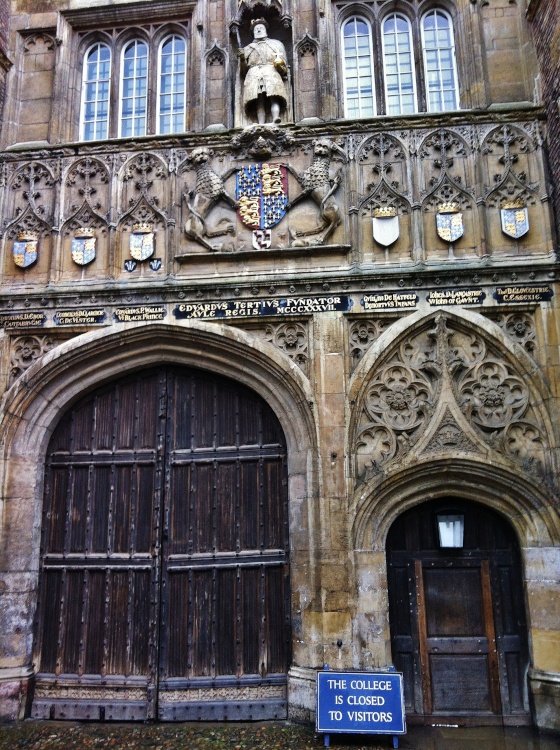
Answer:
387, 499, 529, 726
32, 367, 290, 721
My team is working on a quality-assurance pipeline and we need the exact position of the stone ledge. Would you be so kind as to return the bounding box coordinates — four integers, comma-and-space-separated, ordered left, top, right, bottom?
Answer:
175, 244, 352, 263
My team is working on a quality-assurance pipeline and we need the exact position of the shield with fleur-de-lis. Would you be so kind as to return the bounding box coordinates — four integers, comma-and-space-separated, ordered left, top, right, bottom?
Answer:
436, 201, 464, 243
500, 199, 529, 239
13, 231, 38, 268
372, 206, 399, 247
236, 163, 288, 231
130, 223, 154, 261
71, 228, 96, 266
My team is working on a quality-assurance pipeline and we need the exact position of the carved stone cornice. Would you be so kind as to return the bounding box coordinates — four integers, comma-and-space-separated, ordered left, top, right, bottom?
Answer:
62, 0, 196, 29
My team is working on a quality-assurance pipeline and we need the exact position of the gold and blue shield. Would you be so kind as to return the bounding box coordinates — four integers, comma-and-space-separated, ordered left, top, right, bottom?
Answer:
372, 206, 399, 247
436, 202, 464, 243
71, 229, 96, 266
130, 223, 154, 261
237, 163, 288, 230
501, 200, 529, 239
13, 232, 38, 268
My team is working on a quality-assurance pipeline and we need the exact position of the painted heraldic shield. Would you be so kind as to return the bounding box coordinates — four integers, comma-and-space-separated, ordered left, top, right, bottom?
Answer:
436, 202, 464, 243
501, 200, 529, 239
237, 163, 288, 230
71, 234, 96, 266
13, 232, 38, 268
130, 224, 154, 261
372, 206, 399, 247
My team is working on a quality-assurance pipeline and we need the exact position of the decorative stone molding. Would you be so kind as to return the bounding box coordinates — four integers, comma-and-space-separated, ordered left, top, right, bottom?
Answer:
484, 311, 536, 355
348, 319, 389, 371
354, 313, 550, 486
9, 335, 55, 385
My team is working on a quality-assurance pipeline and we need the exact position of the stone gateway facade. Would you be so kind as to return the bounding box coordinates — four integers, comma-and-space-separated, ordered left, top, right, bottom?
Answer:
0, 0, 559, 733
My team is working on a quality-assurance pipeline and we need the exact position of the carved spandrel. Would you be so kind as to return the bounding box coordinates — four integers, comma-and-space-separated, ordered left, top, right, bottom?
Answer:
9, 334, 55, 385
354, 314, 550, 486
349, 319, 389, 371
484, 311, 536, 355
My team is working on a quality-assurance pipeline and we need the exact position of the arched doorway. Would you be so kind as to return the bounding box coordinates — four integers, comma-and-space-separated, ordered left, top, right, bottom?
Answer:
386, 499, 529, 726
32, 366, 291, 721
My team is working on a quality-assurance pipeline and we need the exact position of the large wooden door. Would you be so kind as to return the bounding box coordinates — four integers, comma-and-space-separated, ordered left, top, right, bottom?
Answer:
387, 500, 529, 725
32, 368, 290, 721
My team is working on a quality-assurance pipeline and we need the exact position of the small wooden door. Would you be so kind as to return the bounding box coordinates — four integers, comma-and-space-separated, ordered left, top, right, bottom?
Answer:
32, 367, 290, 721
387, 500, 529, 725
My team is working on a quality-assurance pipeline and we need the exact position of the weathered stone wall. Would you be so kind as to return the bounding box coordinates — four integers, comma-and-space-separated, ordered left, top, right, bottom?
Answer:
528, 0, 560, 229
0, 0, 558, 732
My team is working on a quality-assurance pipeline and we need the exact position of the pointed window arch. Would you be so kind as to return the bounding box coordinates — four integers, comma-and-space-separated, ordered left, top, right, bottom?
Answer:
80, 43, 111, 141
421, 9, 459, 112
382, 13, 417, 116
120, 39, 149, 137
157, 34, 187, 134
342, 16, 376, 119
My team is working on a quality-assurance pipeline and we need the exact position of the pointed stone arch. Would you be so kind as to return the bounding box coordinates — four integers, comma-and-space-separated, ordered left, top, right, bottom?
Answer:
348, 307, 560, 549
0, 319, 319, 717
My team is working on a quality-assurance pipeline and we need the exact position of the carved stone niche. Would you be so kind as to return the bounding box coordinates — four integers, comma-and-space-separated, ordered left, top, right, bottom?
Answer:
482, 124, 551, 259
2, 161, 56, 285
232, 6, 294, 128
419, 129, 479, 262
59, 157, 111, 281
356, 133, 413, 264
353, 313, 551, 490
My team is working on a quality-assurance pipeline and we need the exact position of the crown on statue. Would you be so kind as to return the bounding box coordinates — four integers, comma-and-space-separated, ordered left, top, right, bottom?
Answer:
373, 206, 397, 218
437, 201, 460, 214
250, 17, 269, 29
74, 227, 95, 238
132, 222, 153, 234
501, 197, 525, 210
16, 230, 38, 241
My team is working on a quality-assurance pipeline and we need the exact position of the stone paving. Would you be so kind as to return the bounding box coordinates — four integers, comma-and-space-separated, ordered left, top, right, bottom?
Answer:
0, 722, 558, 750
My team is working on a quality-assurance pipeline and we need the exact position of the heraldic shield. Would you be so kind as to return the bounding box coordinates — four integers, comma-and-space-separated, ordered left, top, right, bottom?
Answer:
72, 229, 96, 266
436, 202, 464, 243
372, 206, 399, 247
13, 232, 38, 268
237, 163, 288, 230
501, 200, 529, 239
130, 223, 154, 261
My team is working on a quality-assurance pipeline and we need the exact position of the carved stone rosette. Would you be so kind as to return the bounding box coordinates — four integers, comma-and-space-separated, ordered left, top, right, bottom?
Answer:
354, 313, 550, 486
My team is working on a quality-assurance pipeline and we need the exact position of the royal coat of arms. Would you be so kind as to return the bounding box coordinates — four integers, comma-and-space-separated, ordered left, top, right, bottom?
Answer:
13, 231, 38, 268
436, 202, 464, 243
236, 163, 288, 232
372, 206, 399, 247
71, 228, 96, 266
130, 223, 154, 261
500, 199, 529, 239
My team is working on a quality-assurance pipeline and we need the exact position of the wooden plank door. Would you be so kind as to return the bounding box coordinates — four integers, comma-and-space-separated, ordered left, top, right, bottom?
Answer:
414, 558, 501, 717
387, 499, 530, 724
157, 369, 291, 720
32, 367, 291, 722
32, 371, 166, 720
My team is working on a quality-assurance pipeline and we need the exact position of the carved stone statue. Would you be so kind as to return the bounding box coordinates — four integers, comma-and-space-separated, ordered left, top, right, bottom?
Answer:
287, 138, 346, 246
238, 18, 289, 125
183, 147, 237, 252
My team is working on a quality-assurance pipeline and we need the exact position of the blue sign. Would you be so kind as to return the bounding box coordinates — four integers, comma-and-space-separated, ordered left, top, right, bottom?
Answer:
316, 671, 406, 736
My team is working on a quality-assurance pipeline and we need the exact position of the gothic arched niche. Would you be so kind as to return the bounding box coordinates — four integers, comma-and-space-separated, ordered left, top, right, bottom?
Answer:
232, 3, 294, 127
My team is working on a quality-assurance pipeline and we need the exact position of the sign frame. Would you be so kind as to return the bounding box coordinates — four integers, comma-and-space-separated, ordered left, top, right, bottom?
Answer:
316, 668, 406, 748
